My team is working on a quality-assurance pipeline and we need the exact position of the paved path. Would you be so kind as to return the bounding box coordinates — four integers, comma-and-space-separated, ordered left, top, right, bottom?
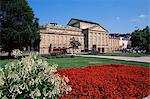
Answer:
75, 55, 150, 63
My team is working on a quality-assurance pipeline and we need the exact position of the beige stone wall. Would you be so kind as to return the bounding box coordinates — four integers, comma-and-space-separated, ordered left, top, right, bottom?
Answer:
88, 30, 109, 53
40, 25, 84, 54
79, 22, 109, 52
80, 22, 97, 29
119, 37, 130, 49
109, 37, 120, 52
68, 20, 110, 53
80, 22, 107, 32
40, 19, 123, 54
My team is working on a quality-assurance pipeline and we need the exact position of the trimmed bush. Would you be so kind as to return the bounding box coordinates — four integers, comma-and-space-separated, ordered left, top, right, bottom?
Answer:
48, 51, 65, 58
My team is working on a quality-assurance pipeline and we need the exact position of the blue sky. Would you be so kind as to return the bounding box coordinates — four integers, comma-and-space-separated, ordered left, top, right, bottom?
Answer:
28, 0, 149, 33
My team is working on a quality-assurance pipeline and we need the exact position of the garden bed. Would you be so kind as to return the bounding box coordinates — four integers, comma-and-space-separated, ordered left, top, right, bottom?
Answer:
58, 64, 150, 98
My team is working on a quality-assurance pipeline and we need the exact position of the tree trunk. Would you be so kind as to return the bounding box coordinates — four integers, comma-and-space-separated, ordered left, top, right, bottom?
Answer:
8, 51, 11, 57
28, 46, 30, 51
73, 48, 74, 54
146, 50, 150, 54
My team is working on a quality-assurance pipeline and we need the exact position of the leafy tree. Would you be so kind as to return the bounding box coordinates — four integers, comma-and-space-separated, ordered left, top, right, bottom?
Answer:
31, 17, 40, 51
0, 0, 40, 56
69, 37, 81, 54
130, 26, 150, 53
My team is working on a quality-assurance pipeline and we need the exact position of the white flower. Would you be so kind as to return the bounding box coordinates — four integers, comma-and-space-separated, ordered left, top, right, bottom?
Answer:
12, 49, 23, 58
0, 54, 72, 98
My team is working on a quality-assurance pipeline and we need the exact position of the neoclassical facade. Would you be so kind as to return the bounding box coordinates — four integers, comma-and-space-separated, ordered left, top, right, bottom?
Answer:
68, 18, 109, 53
109, 36, 120, 52
40, 22, 84, 54
108, 35, 131, 52
40, 18, 123, 54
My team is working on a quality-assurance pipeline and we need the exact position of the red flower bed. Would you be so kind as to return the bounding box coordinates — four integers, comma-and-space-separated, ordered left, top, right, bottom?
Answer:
58, 64, 150, 98
49, 50, 64, 53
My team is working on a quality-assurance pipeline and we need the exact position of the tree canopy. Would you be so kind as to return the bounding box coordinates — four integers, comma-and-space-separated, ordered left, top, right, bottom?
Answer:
130, 26, 150, 53
69, 37, 81, 54
0, 0, 40, 55
70, 37, 81, 49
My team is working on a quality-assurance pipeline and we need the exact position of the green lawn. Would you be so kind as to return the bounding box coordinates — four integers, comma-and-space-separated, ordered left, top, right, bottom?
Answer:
1, 56, 149, 69
97, 53, 150, 57
46, 56, 150, 69
0, 59, 14, 68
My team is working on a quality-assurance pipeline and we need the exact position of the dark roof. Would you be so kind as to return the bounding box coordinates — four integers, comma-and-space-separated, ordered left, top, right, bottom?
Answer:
67, 18, 100, 25
67, 18, 108, 32
109, 33, 131, 37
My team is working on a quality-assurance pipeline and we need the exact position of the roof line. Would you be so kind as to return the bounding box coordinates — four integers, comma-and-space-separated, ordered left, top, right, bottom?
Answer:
67, 18, 99, 25
67, 18, 109, 32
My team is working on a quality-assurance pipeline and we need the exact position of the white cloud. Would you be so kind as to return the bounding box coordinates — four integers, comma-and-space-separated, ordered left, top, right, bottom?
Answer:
138, 14, 147, 18
131, 18, 139, 22
116, 17, 120, 20
131, 14, 147, 22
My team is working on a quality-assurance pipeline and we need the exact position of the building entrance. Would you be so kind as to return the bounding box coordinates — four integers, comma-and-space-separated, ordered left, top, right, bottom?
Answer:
102, 48, 104, 53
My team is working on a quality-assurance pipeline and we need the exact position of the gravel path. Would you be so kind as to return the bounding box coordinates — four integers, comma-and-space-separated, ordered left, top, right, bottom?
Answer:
76, 55, 150, 63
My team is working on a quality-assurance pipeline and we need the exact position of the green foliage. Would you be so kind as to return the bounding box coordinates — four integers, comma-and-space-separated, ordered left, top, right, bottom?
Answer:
131, 26, 150, 53
0, 50, 71, 99
69, 37, 81, 54
48, 53, 65, 58
69, 37, 81, 49
0, 0, 40, 54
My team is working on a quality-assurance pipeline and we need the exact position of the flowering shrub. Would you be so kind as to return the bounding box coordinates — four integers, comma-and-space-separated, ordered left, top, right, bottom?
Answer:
12, 49, 23, 58
58, 64, 150, 98
0, 51, 71, 99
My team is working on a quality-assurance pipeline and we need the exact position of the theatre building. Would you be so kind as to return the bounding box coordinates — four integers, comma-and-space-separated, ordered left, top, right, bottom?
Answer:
68, 18, 109, 53
40, 18, 110, 54
40, 23, 84, 54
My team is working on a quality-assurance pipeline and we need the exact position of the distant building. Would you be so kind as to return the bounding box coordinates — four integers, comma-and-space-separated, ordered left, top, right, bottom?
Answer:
39, 18, 131, 54
109, 34, 131, 52
40, 18, 109, 54
119, 37, 131, 49
68, 18, 109, 53
40, 22, 84, 54
109, 36, 120, 52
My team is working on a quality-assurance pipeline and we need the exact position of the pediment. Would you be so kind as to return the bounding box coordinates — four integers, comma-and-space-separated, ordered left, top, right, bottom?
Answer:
89, 25, 107, 32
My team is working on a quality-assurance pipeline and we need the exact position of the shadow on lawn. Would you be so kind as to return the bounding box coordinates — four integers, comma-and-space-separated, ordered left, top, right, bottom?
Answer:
0, 56, 15, 60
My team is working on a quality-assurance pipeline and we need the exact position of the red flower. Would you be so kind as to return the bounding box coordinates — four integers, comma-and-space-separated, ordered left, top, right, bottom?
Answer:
49, 50, 64, 53
58, 64, 150, 98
